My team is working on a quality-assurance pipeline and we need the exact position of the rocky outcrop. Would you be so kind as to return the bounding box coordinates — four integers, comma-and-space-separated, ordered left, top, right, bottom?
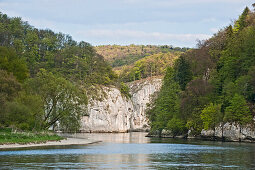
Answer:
146, 122, 255, 142
200, 122, 255, 142
146, 129, 174, 138
80, 78, 162, 132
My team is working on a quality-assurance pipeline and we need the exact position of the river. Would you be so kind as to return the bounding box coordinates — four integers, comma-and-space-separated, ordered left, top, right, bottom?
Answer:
0, 132, 255, 169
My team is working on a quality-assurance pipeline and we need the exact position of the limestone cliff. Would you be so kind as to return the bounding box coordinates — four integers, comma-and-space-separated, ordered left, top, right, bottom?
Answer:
80, 78, 162, 132
200, 122, 255, 142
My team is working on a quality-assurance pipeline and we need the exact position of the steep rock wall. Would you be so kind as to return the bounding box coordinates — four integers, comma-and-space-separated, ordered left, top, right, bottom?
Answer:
80, 78, 162, 132
200, 122, 255, 142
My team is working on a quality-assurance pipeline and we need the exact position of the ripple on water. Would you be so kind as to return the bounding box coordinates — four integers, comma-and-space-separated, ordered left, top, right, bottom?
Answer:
0, 143, 233, 156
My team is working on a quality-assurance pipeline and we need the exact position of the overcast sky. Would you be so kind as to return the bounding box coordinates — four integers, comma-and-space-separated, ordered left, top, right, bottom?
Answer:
0, 0, 254, 47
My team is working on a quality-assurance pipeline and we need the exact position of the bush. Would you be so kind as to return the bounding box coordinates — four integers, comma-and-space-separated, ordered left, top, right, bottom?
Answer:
167, 117, 187, 136
119, 82, 131, 99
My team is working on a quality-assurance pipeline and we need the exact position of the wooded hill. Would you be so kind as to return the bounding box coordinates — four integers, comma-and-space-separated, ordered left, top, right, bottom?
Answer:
96, 45, 189, 82
147, 6, 255, 136
0, 12, 117, 132
95, 45, 189, 67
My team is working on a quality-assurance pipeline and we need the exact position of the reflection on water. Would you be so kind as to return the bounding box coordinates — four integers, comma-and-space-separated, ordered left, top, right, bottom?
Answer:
60, 132, 150, 143
1, 132, 255, 169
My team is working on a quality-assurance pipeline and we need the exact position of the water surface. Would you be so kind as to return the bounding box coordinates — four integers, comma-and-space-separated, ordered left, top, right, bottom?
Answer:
0, 132, 255, 169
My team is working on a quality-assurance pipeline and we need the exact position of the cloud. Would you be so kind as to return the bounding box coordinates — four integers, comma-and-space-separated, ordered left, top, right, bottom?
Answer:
84, 29, 210, 41
76, 29, 211, 46
201, 18, 217, 23
210, 28, 219, 33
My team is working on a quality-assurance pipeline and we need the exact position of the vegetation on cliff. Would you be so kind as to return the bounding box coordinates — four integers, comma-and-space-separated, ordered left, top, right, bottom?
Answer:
147, 6, 255, 136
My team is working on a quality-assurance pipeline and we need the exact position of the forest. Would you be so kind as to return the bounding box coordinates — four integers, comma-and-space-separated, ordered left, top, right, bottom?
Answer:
96, 45, 187, 82
147, 6, 255, 136
95, 44, 189, 68
0, 12, 117, 132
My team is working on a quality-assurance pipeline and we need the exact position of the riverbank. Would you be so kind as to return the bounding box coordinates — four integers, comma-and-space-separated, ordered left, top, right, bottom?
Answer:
0, 129, 64, 145
146, 124, 255, 143
0, 137, 101, 149
0, 128, 101, 149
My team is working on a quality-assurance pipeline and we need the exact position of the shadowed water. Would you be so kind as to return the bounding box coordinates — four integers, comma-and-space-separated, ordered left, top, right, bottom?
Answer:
0, 132, 255, 169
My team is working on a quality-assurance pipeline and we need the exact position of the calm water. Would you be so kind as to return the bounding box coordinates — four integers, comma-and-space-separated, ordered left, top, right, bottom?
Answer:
1, 132, 255, 169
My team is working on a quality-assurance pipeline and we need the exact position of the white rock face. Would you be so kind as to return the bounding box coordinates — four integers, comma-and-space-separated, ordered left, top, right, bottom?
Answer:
80, 78, 162, 132
201, 122, 255, 142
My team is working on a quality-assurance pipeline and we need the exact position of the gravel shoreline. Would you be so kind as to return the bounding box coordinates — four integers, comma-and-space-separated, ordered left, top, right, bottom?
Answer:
0, 138, 101, 149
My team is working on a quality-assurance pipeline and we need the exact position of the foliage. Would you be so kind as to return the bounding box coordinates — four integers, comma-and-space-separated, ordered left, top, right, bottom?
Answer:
173, 56, 193, 90
119, 82, 131, 99
0, 46, 29, 81
119, 52, 179, 82
96, 44, 189, 67
0, 12, 116, 86
148, 67, 181, 131
0, 70, 21, 126
233, 7, 250, 33
167, 117, 187, 136
224, 94, 252, 125
201, 103, 222, 130
5, 93, 43, 130
24, 69, 88, 131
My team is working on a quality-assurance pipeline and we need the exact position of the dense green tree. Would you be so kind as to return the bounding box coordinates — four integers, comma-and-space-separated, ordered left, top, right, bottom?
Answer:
5, 93, 44, 130
0, 70, 21, 126
148, 67, 181, 131
201, 103, 222, 130
0, 46, 29, 81
233, 7, 250, 33
224, 94, 252, 125
119, 82, 131, 99
167, 117, 187, 136
173, 56, 192, 90
24, 69, 88, 131
248, 67, 255, 102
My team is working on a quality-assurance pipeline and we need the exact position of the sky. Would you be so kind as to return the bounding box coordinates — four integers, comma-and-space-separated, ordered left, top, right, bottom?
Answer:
0, 0, 254, 47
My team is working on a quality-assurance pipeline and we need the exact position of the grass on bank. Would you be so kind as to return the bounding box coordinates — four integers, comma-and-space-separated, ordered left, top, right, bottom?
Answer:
0, 128, 64, 145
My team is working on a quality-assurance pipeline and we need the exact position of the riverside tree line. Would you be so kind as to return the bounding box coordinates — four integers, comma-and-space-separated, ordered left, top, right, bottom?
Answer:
0, 12, 117, 131
147, 6, 255, 136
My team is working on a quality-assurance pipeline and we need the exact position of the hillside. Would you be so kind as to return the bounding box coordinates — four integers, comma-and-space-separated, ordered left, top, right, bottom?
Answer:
147, 6, 255, 137
118, 52, 180, 82
95, 45, 189, 67
0, 12, 116, 132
